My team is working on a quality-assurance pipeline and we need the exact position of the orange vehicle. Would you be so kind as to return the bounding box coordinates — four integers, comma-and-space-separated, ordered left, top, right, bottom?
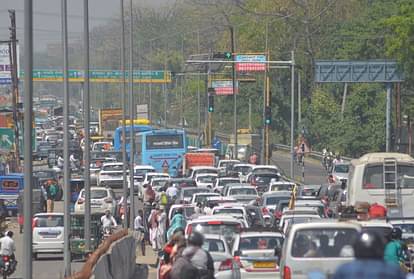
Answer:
182, 152, 215, 176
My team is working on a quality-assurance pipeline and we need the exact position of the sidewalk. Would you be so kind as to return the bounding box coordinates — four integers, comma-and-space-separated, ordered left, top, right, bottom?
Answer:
136, 244, 158, 279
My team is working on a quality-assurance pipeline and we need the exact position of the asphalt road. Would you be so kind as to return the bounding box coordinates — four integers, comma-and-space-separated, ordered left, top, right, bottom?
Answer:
271, 150, 328, 185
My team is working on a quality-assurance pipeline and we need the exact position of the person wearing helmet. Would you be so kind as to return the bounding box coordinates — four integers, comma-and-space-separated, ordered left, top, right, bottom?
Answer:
384, 227, 405, 266
332, 231, 405, 279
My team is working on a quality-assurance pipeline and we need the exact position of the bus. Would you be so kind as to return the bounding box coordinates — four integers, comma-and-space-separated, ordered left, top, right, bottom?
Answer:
347, 152, 414, 218
113, 125, 152, 157
138, 129, 187, 176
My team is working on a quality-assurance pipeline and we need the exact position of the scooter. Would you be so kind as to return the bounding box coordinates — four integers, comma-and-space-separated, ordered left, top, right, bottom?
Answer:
0, 255, 16, 279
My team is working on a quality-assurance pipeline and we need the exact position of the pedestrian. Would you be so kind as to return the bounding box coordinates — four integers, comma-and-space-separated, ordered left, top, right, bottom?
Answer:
160, 230, 187, 279
332, 231, 405, 279
46, 180, 58, 213
143, 185, 156, 205
134, 209, 145, 256
157, 206, 167, 249
384, 227, 406, 267
148, 203, 159, 250
249, 152, 258, 165
167, 208, 186, 241
171, 231, 215, 279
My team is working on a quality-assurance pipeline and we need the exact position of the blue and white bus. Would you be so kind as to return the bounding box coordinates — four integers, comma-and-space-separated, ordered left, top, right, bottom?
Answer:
113, 125, 152, 158
139, 129, 187, 176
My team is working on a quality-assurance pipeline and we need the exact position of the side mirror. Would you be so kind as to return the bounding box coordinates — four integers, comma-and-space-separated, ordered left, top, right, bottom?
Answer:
234, 250, 241, 257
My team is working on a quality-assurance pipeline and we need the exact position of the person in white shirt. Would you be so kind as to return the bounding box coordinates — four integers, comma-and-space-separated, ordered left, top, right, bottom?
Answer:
156, 206, 167, 248
0, 231, 16, 259
165, 184, 177, 200
134, 210, 145, 256
101, 210, 117, 229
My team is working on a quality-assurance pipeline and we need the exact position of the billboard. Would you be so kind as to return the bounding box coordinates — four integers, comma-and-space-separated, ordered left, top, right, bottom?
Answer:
0, 43, 19, 85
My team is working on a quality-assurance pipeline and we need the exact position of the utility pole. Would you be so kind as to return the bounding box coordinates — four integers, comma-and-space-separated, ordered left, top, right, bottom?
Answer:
120, 0, 128, 228
129, 0, 135, 226
290, 50, 295, 179
23, 0, 33, 278
9, 10, 20, 171
83, 0, 91, 251
230, 26, 238, 159
61, 0, 71, 275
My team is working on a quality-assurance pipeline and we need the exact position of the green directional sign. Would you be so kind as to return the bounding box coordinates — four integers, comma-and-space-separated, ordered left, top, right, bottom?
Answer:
0, 128, 14, 151
20, 70, 171, 83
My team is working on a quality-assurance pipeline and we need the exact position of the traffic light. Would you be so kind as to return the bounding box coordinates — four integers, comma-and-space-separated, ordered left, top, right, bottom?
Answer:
265, 106, 272, 125
213, 52, 233, 60
208, 94, 215, 112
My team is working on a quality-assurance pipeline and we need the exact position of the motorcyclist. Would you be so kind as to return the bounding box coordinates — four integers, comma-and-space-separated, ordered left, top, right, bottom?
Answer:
101, 209, 117, 230
333, 231, 405, 279
0, 231, 16, 271
384, 227, 405, 266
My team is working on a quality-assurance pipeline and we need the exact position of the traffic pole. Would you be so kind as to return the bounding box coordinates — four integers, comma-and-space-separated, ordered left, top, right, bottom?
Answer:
120, 0, 128, 228
129, 0, 136, 226
23, 0, 33, 278
62, 0, 71, 275
231, 26, 238, 160
83, 0, 91, 250
290, 51, 295, 179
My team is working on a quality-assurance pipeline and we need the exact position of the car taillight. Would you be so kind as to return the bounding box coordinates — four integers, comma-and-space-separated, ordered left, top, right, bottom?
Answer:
104, 197, 113, 203
218, 259, 233, 271
207, 221, 223, 225
3, 256, 9, 262
234, 256, 243, 268
78, 198, 85, 204
262, 207, 269, 214
186, 224, 192, 235
32, 218, 37, 230
283, 266, 291, 279
274, 211, 282, 219
236, 224, 242, 232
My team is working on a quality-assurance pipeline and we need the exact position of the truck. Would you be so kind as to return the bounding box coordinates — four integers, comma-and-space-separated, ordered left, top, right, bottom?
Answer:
182, 152, 216, 176
225, 133, 260, 162
98, 108, 123, 139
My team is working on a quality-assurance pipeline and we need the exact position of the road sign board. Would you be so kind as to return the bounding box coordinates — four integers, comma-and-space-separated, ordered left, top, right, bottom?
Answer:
211, 80, 238, 95
235, 54, 266, 72
20, 69, 172, 83
0, 43, 19, 85
0, 128, 14, 151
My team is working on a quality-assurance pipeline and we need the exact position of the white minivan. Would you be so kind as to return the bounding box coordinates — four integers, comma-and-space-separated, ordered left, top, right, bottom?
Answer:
32, 213, 64, 259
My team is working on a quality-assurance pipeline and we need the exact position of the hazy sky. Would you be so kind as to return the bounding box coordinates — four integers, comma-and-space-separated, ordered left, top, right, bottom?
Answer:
0, 0, 170, 51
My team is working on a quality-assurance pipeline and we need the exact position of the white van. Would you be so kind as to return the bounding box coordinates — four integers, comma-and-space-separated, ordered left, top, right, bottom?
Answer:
347, 152, 414, 217
279, 221, 360, 279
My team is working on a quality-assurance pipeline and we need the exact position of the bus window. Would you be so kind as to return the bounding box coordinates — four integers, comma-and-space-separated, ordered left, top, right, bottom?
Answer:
398, 165, 414, 188
363, 165, 383, 189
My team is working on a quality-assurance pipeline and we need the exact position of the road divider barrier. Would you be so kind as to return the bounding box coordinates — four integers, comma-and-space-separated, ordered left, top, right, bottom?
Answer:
66, 229, 136, 279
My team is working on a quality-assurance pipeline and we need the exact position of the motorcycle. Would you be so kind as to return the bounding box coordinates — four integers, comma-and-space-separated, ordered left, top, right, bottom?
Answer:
0, 255, 16, 279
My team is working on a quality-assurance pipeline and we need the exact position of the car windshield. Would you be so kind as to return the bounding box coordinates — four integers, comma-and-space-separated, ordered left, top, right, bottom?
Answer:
270, 184, 294, 191
34, 215, 64, 227
153, 180, 168, 187
103, 165, 123, 172
197, 176, 216, 183
134, 169, 153, 176
171, 207, 195, 219
194, 194, 219, 203
218, 179, 240, 186
239, 236, 283, 250
234, 166, 252, 175
81, 190, 108, 199
361, 226, 392, 242
393, 223, 414, 234
334, 164, 349, 173
203, 239, 226, 253
255, 175, 278, 184
291, 228, 358, 258
214, 208, 244, 215
229, 188, 257, 195
193, 222, 241, 236
34, 171, 55, 178
265, 196, 290, 205
277, 200, 290, 211
183, 188, 210, 198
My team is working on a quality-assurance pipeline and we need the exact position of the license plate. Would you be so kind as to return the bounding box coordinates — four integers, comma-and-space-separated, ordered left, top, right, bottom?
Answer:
253, 261, 276, 268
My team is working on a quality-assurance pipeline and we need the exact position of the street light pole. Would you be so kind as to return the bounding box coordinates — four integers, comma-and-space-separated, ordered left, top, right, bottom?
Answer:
120, 0, 128, 228
61, 0, 71, 275
23, 0, 33, 278
231, 26, 238, 159
290, 50, 295, 179
83, 0, 91, 250
129, 0, 135, 226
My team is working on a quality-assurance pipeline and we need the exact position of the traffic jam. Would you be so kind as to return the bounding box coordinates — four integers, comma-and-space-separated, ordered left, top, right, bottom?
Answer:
138, 151, 414, 279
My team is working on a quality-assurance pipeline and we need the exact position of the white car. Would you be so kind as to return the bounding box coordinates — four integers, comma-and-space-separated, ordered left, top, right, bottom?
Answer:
195, 173, 218, 188
212, 205, 250, 226
32, 213, 64, 259
214, 177, 241, 194
268, 181, 296, 193
280, 221, 361, 279
74, 187, 117, 215
189, 166, 220, 179
217, 159, 240, 171
245, 165, 281, 183
232, 164, 254, 182
202, 234, 241, 279
97, 162, 125, 188
331, 162, 350, 184
92, 141, 113, 151
191, 192, 220, 205
226, 185, 259, 204
231, 231, 284, 278
280, 214, 322, 235
139, 172, 170, 198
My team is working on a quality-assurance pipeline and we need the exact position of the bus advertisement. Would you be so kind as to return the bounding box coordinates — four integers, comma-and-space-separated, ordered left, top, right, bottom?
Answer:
140, 129, 187, 176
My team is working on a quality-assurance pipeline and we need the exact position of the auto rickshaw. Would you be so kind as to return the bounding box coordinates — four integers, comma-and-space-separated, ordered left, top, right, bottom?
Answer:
70, 212, 102, 260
